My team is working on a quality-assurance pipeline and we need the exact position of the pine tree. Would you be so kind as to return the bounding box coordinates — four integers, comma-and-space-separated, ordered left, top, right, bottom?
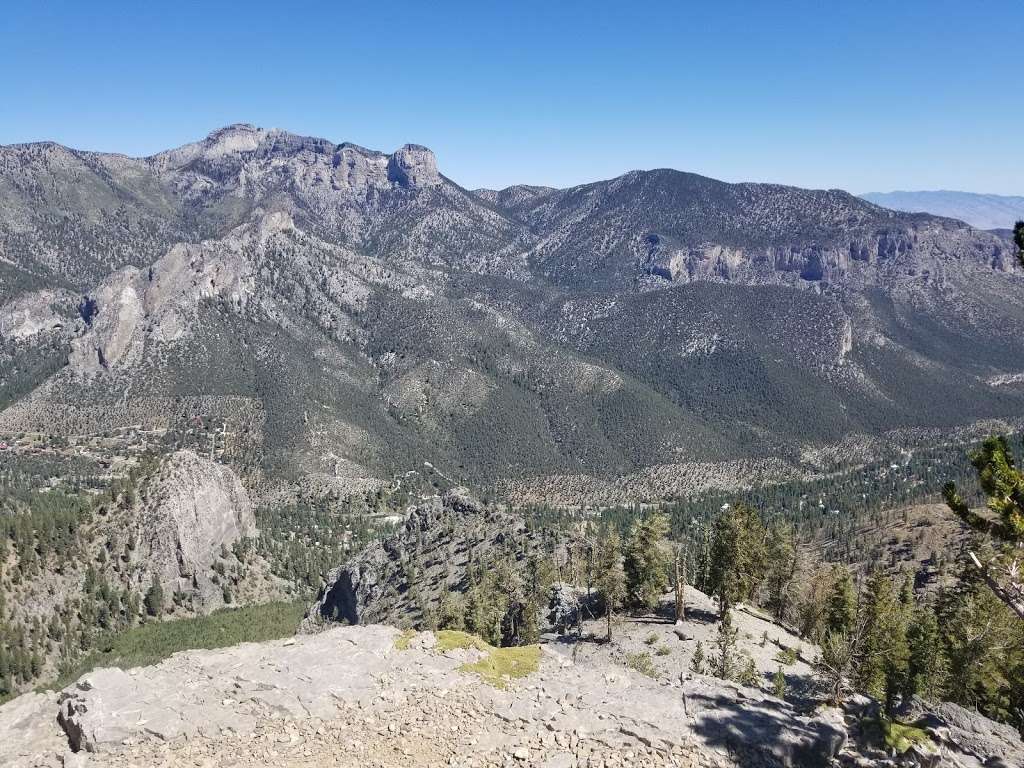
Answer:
690, 641, 707, 674
938, 541, 1024, 724
823, 566, 857, 638
710, 607, 740, 680
144, 574, 165, 618
854, 570, 910, 712
773, 666, 787, 699
708, 504, 767, 614
594, 528, 626, 642
624, 511, 670, 611
815, 630, 855, 705
764, 521, 796, 619
943, 435, 1024, 619
905, 604, 947, 701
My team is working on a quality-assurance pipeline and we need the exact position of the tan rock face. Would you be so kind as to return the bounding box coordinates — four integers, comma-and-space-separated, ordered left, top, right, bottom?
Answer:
68, 236, 254, 374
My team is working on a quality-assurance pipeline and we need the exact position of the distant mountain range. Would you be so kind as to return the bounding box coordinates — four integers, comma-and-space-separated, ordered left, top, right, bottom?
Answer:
0, 124, 1022, 503
861, 190, 1024, 230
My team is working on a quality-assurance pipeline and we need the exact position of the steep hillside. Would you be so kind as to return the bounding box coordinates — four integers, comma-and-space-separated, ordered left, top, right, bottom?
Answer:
0, 451, 285, 696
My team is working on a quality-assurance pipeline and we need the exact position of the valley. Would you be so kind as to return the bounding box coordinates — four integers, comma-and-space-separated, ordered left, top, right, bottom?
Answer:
1, 124, 1023, 767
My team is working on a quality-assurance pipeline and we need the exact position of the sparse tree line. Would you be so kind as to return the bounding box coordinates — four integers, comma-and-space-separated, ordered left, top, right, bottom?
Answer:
577, 434, 1024, 733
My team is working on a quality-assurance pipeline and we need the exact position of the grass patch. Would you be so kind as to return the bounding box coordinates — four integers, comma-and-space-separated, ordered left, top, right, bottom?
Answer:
624, 651, 658, 678
459, 645, 541, 689
655, 645, 672, 657
395, 629, 417, 651
861, 715, 933, 755
882, 718, 931, 754
644, 633, 659, 646
430, 630, 540, 689
50, 601, 306, 690
435, 629, 489, 652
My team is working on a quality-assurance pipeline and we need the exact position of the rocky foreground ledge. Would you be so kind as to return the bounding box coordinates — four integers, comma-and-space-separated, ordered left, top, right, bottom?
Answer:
1, 624, 853, 768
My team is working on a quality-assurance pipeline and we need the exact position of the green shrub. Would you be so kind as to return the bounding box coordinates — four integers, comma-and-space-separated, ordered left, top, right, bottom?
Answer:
624, 651, 658, 678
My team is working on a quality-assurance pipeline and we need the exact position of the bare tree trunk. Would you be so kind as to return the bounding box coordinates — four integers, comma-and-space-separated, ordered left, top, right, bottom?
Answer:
674, 548, 686, 624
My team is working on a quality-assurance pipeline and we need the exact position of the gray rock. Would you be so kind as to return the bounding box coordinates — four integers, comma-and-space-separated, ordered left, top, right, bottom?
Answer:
134, 450, 257, 611
902, 697, 1024, 768
387, 144, 442, 189
0, 691, 65, 768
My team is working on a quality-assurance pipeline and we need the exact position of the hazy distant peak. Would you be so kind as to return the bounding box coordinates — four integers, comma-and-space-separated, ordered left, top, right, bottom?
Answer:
861, 190, 1024, 230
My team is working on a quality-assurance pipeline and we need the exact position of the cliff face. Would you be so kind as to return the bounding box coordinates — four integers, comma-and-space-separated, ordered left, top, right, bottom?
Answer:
135, 449, 258, 610
0, 450, 275, 697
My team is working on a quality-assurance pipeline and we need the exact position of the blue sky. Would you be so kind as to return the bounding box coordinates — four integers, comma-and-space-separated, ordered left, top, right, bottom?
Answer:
2, 0, 1022, 194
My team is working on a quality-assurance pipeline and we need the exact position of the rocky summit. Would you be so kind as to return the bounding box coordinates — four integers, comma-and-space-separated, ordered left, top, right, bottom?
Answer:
3, 624, 835, 768
3, 617, 1020, 768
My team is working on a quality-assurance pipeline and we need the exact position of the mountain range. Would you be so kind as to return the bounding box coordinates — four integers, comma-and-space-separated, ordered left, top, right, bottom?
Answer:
861, 190, 1024, 231
1, 124, 1022, 503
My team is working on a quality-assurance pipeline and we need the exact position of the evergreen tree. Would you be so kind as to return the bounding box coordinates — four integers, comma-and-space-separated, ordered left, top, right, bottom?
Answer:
905, 604, 947, 701
465, 562, 506, 646
594, 528, 626, 642
943, 435, 1024, 619
708, 504, 767, 614
815, 630, 855, 705
938, 542, 1024, 725
144, 575, 165, 618
690, 641, 707, 674
437, 592, 465, 631
855, 570, 910, 712
710, 607, 740, 680
624, 511, 670, 611
764, 521, 797, 620
823, 566, 857, 638
773, 666, 787, 699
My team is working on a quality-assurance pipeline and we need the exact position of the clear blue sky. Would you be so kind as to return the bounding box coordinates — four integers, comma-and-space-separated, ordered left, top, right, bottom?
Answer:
2, 0, 1022, 194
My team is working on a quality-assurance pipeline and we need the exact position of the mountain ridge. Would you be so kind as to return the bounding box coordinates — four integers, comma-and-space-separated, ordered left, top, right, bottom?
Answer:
1, 125, 1022, 501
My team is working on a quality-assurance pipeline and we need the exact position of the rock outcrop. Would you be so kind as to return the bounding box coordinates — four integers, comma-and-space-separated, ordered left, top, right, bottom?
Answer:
4, 624, 845, 767
134, 449, 257, 610
6, 622, 1018, 767
387, 144, 442, 189
68, 234, 254, 374
0, 290, 70, 341
901, 697, 1024, 768
305, 488, 567, 630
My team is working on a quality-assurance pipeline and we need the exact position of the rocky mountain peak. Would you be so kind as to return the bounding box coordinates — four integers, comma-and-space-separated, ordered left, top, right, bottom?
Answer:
387, 143, 442, 188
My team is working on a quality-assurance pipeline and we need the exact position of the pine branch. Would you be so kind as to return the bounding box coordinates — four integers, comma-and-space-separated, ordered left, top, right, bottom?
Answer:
966, 550, 1024, 621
